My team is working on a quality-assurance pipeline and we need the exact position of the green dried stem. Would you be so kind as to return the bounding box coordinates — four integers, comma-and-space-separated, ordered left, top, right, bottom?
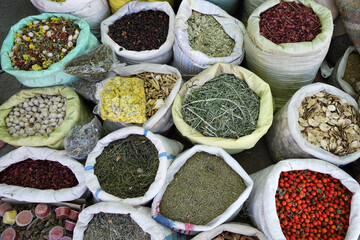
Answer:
181, 74, 260, 139
160, 152, 247, 225
94, 135, 159, 199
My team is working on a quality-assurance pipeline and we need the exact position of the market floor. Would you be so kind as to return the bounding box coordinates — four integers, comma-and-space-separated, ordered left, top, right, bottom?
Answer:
0, 0, 275, 174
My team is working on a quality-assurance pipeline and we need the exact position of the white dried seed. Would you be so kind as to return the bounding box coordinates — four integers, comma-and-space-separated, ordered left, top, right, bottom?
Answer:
32, 106, 38, 112
28, 101, 34, 107
19, 129, 25, 135
20, 109, 25, 114
14, 119, 19, 124
41, 125, 47, 130
19, 122, 24, 127
29, 117, 35, 123
14, 125, 20, 130
14, 111, 20, 117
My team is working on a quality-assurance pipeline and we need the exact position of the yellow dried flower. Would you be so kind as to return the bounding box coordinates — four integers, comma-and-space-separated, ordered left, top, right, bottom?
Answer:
31, 64, 42, 71
99, 77, 146, 124
22, 54, 29, 60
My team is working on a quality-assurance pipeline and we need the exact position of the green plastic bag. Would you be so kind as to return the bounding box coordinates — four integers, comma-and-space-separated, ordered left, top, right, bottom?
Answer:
0, 86, 94, 149
0, 13, 99, 88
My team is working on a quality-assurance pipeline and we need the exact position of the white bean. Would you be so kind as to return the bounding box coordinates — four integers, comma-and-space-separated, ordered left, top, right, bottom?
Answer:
23, 102, 29, 108
20, 109, 25, 114
19, 122, 24, 127
29, 118, 35, 123
19, 129, 25, 135
14, 111, 20, 117
14, 125, 20, 130
25, 107, 31, 112
28, 101, 34, 107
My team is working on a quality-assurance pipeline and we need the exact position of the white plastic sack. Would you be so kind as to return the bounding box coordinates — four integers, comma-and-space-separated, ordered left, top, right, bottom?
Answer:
30, 0, 110, 37
329, 46, 358, 98
266, 83, 360, 166
73, 202, 172, 240
245, 0, 333, 110
84, 126, 184, 205
172, 0, 245, 75
152, 145, 253, 235
101, 63, 183, 134
191, 223, 268, 240
0, 147, 87, 203
101, 1, 175, 64
248, 159, 360, 240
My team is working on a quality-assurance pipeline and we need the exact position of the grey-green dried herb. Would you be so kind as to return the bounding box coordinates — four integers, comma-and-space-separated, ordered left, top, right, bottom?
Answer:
187, 11, 235, 58
94, 135, 159, 199
64, 117, 102, 160
64, 45, 115, 82
84, 213, 150, 240
67, 79, 98, 102
160, 152, 247, 225
181, 74, 260, 139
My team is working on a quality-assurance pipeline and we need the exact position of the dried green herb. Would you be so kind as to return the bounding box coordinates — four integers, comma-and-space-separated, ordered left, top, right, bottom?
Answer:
67, 79, 98, 102
187, 11, 235, 58
64, 45, 115, 82
94, 135, 159, 199
343, 52, 360, 91
84, 213, 150, 240
160, 152, 247, 225
181, 74, 260, 139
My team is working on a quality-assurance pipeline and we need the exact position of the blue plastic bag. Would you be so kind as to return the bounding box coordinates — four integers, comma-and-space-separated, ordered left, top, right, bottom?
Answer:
0, 13, 99, 87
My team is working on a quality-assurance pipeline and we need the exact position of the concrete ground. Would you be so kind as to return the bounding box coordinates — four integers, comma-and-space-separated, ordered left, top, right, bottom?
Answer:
0, 0, 274, 174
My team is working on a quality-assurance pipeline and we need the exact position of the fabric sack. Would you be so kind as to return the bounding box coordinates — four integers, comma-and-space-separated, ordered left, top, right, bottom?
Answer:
101, 1, 175, 65
172, 0, 245, 75
0, 13, 99, 87
247, 159, 360, 240
266, 83, 360, 166
84, 126, 183, 205
0, 147, 87, 203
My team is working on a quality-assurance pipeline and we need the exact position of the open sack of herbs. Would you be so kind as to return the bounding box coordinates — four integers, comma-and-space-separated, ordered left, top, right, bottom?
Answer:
266, 83, 360, 165
74, 202, 171, 240
244, 0, 333, 110
152, 145, 253, 235
85, 127, 183, 204
0, 201, 80, 240
101, 1, 175, 64
329, 46, 360, 101
173, 0, 245, 74
172, 63, 274, 154
95, 65, 180, 133
191, 223, 267, 240
1, 13, 99, 87
0, 147, 87, 203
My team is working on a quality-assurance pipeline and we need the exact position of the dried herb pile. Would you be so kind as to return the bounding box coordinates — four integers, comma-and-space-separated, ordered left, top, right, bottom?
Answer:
182, 74, 260, 139
0, 159, 78, 190
259, 1, 321, 44
64, 45, 115, 81
94, 135, 159, 199
99, 77, 146, 124
108, 10, 169, 51
187, 11, 235, 57
84, 213, 150, 240
343, 52, 360, 91
160, 152, 247, 225
123, 72, 177, 118
9, 17, 79, 71
212, 232, 259, 240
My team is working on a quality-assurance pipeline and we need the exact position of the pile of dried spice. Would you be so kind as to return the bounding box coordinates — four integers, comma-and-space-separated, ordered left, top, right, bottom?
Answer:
98, 77, 146, 124
108, 10, 169, 51
84, 213, 150, 240
9, 17, 79, 71
5, 94, 66, 138
94, 134, 159, 199
187, 11, 235, 57
160, 152, 246, 225
276, 170, 352, 239
123, 72, 177, 118
0, 202, 78, 239
181, 74, 260, 139
259, 1, 321, 44
0, 159, 78, 190
298, 91, 360, 156
343, 52, 360, 92
64, 44, 115, 82
212, 232, 259, 240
